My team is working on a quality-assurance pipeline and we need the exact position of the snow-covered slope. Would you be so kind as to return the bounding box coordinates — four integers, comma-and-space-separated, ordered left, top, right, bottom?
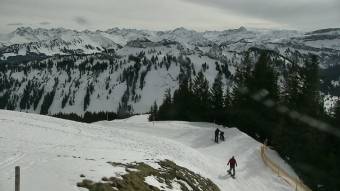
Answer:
1, 43, 337, 116
0, 110, 296, 191
0, 44, 236, 115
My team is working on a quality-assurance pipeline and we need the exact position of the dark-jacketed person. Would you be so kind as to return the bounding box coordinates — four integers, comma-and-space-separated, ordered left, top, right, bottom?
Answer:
215, 128, 220, 143
227, 156, 237, 177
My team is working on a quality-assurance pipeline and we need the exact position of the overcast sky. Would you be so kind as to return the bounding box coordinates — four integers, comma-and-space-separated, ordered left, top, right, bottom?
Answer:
0, 0, 339, 33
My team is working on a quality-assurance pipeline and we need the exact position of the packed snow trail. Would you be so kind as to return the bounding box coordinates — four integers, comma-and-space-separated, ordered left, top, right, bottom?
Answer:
0, 110, 295, 191
96, 115, 297, 191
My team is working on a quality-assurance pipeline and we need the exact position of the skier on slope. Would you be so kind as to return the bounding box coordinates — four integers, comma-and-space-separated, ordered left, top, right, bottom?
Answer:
227, 156, 237, 177
214, 128, 220, 143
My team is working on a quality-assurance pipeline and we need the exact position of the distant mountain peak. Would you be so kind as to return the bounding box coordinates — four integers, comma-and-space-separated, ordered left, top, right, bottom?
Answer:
307, 28, 340, 35
14, 26, 34, 34
173, 27, 187, 31
238, 26, 247, 31
172, 27, 194, 33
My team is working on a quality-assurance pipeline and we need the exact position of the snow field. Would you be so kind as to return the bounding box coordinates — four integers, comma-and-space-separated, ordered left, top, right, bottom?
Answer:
0, 110, 296, 191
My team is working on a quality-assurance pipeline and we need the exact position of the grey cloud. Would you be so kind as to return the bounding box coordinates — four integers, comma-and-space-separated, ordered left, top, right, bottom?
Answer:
0, 0, 338, 33
74, 17, 89, 26
7, 22, 23, 26
183, 0, 340, 29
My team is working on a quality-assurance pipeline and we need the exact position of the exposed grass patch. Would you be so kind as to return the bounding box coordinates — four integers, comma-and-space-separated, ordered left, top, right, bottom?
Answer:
77, 160, 220, 191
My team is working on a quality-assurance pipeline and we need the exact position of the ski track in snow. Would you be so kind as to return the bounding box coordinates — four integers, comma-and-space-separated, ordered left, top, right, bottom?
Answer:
0, 110, 295, 191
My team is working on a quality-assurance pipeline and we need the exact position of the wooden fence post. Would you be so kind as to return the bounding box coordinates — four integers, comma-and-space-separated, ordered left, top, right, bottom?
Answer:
15, 166, 20, 191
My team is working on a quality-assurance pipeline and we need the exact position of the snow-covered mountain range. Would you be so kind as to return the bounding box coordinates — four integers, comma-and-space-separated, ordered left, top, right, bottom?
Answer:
0, 27, 339, 115
1, 27, 340, 66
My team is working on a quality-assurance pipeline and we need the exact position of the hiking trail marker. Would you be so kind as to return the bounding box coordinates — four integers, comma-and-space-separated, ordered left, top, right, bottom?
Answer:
15, 166, 20, 191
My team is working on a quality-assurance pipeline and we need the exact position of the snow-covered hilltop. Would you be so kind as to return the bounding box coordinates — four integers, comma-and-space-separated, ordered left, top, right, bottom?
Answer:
0, 110, 296, 191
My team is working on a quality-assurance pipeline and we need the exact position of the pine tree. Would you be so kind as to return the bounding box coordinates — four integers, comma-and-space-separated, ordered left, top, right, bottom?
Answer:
223, 88, 232, 112
192, 71, 210, 105
211, 73, 224, 110
252, 52, 279, 139
231, 51, 280, 139
191, 71, 210, 121
330, 100, 340, 190
172, 76, 194, 121
283, 62, 301, 109
84, 87, 91, 111
149, 101, 158, 121
157, 89, 173, 120
298, 54, 326, 187
334, 100, 340, 125
40, 90, 56, 115
300, 54, 323, 117
251, 52, 279, 101
232, 51, 252, 110
272, 61, 300, 154
210, 73, 224, 123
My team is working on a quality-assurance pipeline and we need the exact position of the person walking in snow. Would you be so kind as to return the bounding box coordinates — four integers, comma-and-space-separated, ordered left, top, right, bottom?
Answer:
214, 128, 220, 143
227, 156, 237, 177
220, 131, 225, 141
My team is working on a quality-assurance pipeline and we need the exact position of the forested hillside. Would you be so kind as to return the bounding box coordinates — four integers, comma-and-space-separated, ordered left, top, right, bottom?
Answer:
151, 50, 340, 190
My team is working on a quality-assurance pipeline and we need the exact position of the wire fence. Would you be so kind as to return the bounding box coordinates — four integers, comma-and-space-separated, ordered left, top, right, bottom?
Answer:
260, 145, 312, 191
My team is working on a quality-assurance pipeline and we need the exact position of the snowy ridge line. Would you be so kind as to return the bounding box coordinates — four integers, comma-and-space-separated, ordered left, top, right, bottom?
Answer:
260, 145, 312, 191
1, 26, 340, 68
